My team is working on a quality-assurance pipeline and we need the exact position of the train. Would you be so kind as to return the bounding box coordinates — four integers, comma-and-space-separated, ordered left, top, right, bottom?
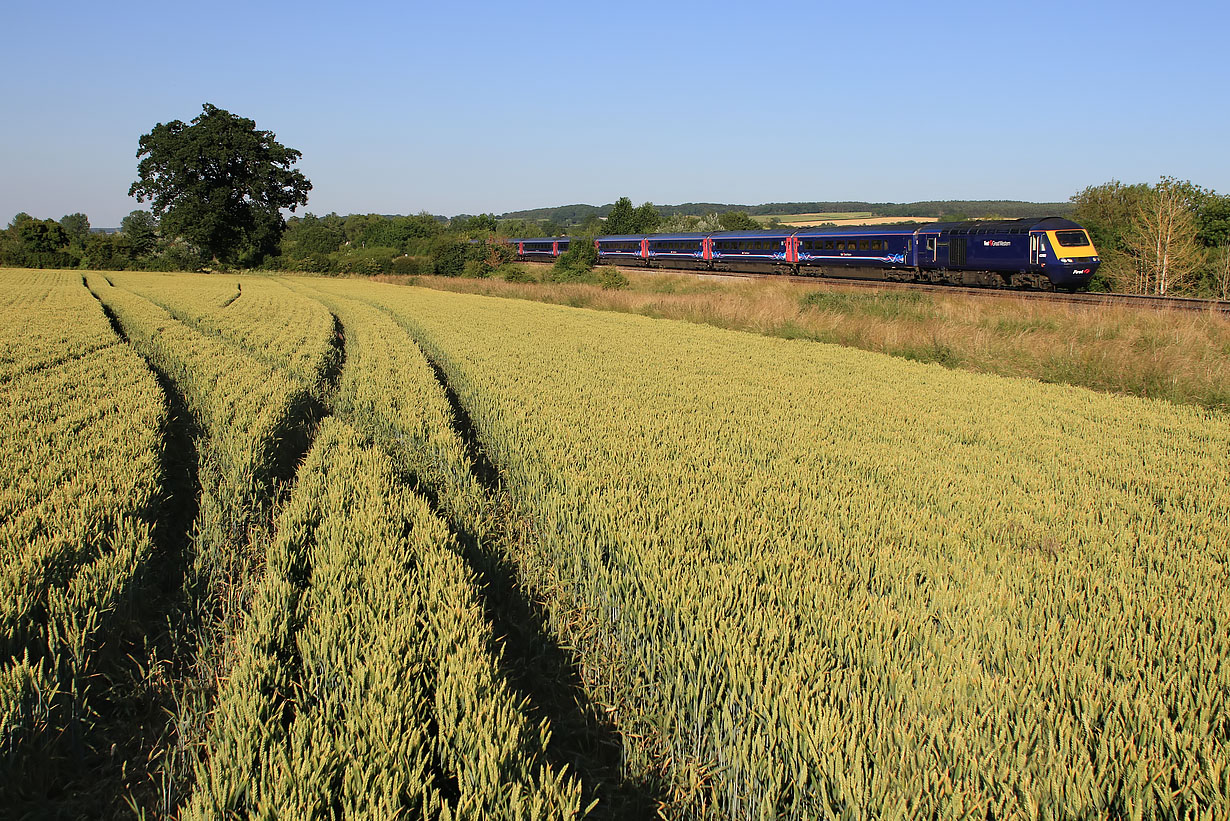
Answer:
509, 217, 1101, 290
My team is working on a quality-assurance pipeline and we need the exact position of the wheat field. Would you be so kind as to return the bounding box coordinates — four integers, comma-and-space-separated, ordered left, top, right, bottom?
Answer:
2, 268, 1226, 820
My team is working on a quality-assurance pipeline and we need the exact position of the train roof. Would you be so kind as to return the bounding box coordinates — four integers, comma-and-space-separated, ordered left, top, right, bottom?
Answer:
510, 236, 570, 243
545, 218, 1091, 246
793, 225, 919, 237
646, 232, 710, 241
707, 229, 793, 240
917, 217, 1083, 234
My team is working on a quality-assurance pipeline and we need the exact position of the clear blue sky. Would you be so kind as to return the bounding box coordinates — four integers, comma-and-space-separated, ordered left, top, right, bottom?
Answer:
2, 0, 1226, 227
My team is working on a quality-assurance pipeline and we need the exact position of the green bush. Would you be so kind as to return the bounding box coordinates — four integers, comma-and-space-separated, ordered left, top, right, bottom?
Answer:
501, 265, 537, 283
549, 237, 598, 282
330, 246, 401, 275
145, 243, 206, 272
389, 255, 429, 276
293, 253, 333, 274
462, 239, 516, 278
598, 266, 629, 290
80, 234, 134, 270
430, 238, 468, 277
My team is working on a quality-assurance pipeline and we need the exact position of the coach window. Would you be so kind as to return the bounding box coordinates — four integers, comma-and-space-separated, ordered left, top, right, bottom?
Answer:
859, 240, 869, 251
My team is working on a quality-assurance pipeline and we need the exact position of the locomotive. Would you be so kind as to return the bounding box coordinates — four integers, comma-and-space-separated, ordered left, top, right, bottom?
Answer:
510, 217, 1101, 290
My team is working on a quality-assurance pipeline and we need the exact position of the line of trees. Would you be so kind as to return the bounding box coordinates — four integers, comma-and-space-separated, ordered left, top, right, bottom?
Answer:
10, 182, 1228, 296
0, 210, 188, 271
1070, 177, 1230, 297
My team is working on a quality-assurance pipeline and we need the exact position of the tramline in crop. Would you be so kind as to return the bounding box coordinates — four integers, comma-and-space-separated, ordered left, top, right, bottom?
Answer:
186, 419, 585, 818
0, 270, 164, 800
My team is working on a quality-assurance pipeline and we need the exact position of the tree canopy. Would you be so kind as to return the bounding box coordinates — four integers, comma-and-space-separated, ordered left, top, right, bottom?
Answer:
604, 197, 662, 234
1070, 177, 1230, 294
129, 103, 311, 265
120, 210, 159, 257
58, 213, 90, 247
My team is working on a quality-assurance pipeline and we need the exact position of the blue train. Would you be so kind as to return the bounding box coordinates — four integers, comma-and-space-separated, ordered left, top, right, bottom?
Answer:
510, 217, 1101, 290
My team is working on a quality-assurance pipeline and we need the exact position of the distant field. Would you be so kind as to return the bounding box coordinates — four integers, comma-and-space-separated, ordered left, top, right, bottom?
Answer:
756, 212, 937, 227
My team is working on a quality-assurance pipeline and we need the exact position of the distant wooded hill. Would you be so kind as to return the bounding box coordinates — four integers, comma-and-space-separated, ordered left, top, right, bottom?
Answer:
501, 200, 1074, 225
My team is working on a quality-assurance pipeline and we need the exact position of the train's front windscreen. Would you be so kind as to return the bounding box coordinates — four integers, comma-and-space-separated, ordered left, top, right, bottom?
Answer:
1055, 230, 1091, 247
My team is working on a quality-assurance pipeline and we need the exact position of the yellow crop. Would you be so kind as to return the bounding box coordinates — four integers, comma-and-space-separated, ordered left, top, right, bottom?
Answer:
185, 419, 584, 818
364, 283, 1230, 820
6, 268, 1226, 819
0, 270, 163, 795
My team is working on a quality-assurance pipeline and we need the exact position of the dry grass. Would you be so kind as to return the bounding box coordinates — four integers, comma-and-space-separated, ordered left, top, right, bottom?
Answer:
370, 268, 1230, 412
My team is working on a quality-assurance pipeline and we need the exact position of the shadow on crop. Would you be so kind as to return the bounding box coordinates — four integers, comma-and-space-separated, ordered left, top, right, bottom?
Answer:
28, 286, 349, 818
416, 347, 664, 820
20, 281, 211, 819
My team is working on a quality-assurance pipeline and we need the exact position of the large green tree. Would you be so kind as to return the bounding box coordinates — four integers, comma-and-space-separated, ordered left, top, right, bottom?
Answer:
129, 103, 311, 265
604, 197, 662, 234
58, 213, 90, 247
718, 210, 761, 231
604, 196, 637, 234
120, 209, 159, 257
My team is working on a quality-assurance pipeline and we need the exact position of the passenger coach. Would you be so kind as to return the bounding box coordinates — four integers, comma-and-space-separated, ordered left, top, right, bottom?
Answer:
510, 237, 570, 260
